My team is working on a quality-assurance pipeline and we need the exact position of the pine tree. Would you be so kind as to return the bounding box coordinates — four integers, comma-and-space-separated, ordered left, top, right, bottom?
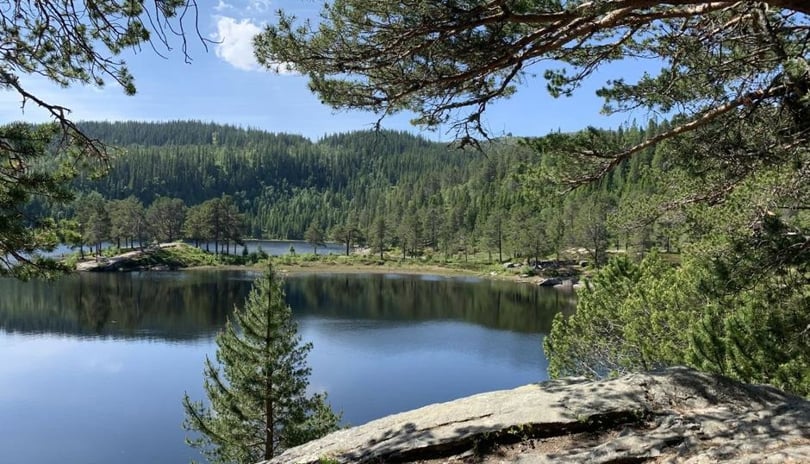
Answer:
183, 267, 340, 463
370, 216, 387, 260
304, 220, 325, 255
147, 197, 187, 243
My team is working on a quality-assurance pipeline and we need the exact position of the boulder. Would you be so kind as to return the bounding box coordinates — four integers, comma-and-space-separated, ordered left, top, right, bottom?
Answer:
538, 277, 562, 287
553, 279, 574, 289
263, 367, 810, 464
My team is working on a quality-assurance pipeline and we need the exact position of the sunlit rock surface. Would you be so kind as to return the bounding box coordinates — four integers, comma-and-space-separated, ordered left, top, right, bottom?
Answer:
263, 367, 810, 463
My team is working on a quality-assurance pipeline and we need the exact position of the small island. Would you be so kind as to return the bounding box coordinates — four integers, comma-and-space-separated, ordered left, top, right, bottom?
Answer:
71, 241, 586, 288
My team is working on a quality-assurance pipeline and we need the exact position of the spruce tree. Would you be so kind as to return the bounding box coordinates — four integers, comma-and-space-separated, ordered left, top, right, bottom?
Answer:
183, 267, 340, 463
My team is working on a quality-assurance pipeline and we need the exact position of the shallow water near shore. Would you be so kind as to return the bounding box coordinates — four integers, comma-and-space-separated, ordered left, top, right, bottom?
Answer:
0, 270, 573, 463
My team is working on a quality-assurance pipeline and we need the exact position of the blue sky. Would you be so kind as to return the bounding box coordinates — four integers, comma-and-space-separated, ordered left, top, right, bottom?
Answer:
0, 0, 658, 141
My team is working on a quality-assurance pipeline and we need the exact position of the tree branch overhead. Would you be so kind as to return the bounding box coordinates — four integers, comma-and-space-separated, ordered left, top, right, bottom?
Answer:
256, 1, 810, 175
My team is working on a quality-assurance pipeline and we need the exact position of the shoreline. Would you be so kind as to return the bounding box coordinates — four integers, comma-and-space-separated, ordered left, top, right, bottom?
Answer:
187, 261, 575, 288
72, 243, 581, 288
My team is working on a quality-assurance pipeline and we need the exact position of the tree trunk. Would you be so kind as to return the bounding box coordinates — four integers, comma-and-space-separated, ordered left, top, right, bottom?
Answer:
264, 274, 275, 459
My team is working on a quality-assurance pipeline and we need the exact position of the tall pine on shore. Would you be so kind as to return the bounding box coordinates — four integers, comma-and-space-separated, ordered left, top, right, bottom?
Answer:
183, 266, 340, 463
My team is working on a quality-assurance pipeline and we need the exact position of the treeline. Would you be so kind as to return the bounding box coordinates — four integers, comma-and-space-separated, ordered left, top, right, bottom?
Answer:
58, 120, 679, 263
62, 191, 247, 257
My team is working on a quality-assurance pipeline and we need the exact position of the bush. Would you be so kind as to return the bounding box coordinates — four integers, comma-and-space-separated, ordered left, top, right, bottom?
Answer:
545, 253, 694, 379
545, 249, 810, 397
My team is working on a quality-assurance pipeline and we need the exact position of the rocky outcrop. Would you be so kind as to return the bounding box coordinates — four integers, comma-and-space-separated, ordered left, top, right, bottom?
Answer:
74, 242, 185, 272
264, 367, 810, 464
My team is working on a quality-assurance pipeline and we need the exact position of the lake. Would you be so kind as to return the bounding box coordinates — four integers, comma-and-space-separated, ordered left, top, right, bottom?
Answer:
0, 271, 574, 464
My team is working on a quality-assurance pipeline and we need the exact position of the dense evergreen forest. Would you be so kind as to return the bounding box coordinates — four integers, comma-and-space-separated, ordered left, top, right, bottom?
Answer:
55, 120, 677, 263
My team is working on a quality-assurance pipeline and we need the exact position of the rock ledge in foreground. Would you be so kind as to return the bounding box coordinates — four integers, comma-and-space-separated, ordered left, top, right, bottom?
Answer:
264, 367, 810, 464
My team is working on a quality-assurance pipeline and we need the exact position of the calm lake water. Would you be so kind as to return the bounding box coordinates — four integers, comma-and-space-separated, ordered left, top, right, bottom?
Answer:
0, 271, 574, 464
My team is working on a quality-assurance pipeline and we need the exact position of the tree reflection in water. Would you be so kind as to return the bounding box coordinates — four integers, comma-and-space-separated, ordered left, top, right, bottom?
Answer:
0, 271, 574, 340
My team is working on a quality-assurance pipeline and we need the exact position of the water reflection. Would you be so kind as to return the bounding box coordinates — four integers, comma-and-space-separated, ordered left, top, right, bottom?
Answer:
0, 272, 246, 340
289, 273, 574, 334
0, 271, 574, 340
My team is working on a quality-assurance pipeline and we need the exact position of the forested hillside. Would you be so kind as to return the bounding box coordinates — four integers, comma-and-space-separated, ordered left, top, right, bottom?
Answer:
35, 119, 810, 396
64, 120, 676, 262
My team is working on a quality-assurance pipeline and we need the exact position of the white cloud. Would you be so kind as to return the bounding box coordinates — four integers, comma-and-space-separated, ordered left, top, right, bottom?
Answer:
213, 16, 263, 71
247, 0, 272, 13
214, 0, 234, 12
212, 15, 297, 74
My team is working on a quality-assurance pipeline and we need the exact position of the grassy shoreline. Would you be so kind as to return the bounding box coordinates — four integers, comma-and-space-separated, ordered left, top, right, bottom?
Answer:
73, 242, 582, 287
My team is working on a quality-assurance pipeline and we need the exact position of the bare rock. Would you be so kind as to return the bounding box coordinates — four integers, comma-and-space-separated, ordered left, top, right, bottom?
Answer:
263, 367, 810, 464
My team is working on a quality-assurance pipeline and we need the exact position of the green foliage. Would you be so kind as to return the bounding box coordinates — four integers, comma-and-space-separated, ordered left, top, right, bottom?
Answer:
183, 267, 340, 463
369, 215, 388, 260
74, 191, 111, 255
1, 1, 194, 98
62, 121, 695, 268
147, 196, 187, 242
690, 292, 810, 397
0, 123, 76, 278
61, 119, 804, 300
518, 266, 535, 277
572, 195, 613, 267
146, 244, 219, 268
1, 2, 199, 277
264, 0, 810, 398
540, 107, 809, 397
304, 220, 326, 255
548, 233, 810, 397
108, 196, 148, 248
685, 209, 810, 396
185, 195, 246, 253
546, 254, 695, 379
256, 1, 810, 159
